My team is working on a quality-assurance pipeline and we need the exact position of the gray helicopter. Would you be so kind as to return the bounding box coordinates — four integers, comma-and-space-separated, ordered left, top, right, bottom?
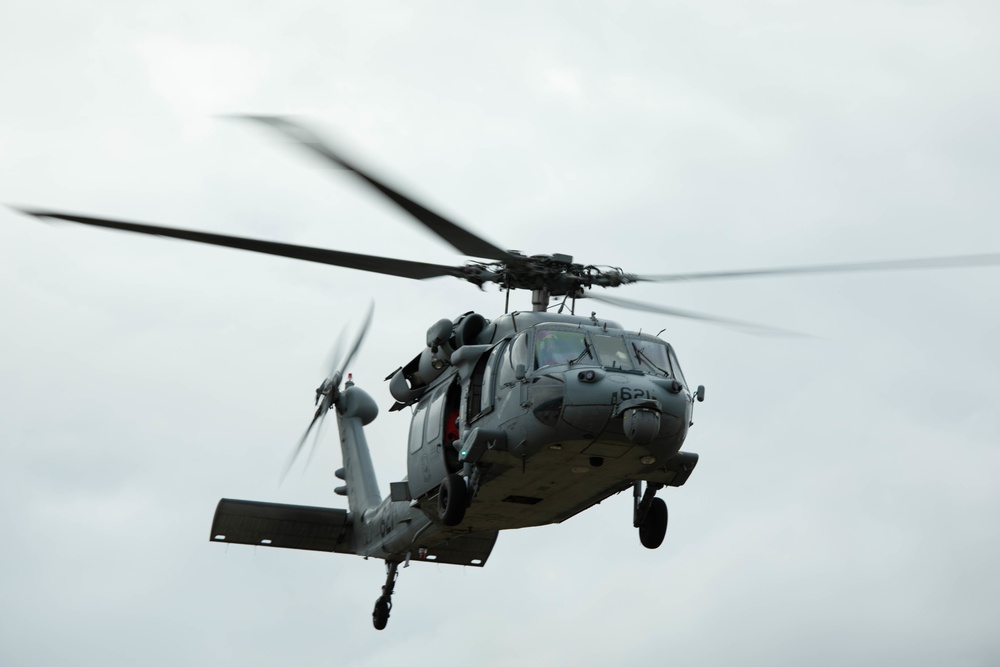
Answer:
16, 116, 1000, 630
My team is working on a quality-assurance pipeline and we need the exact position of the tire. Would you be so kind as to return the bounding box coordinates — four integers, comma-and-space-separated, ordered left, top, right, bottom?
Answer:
438, 473, 468, 526
639, 497, 668, 549
372, 596, 390, 630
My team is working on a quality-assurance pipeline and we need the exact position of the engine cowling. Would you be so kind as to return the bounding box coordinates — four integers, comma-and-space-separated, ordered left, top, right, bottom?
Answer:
387, 312, 488, 409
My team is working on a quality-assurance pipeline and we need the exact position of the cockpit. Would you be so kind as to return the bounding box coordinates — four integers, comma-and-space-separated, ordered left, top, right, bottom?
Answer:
534, 329, 593, 368
531, 326, 686, 385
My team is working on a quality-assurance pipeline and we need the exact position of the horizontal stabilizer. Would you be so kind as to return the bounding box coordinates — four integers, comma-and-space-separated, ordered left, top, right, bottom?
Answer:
414, 531, 499, 567
210, 498, 354, 554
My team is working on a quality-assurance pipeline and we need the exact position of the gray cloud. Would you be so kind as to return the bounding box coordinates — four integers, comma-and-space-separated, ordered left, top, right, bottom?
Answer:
2, 1, 999, 665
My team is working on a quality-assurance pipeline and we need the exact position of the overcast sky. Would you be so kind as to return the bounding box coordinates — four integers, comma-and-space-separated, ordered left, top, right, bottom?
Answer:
2, 1, 999, 665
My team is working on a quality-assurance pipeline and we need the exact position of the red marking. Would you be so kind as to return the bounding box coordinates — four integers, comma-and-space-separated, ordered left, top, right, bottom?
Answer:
444, 407, 460, 445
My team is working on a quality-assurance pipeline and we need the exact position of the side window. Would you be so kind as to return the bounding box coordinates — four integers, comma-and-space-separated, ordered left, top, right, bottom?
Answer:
467, 341, 505, 422
668, 346, 688, 387
482, 342, 504, 407
408, 404, 427, 453
498, 334, 527, 386
425, 388, 444, 443
510, 332, 529, 373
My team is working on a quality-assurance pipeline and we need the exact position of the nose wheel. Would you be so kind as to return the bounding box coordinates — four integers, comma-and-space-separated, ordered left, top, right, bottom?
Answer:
372, 561, 400, 630
634, 482, 668, 549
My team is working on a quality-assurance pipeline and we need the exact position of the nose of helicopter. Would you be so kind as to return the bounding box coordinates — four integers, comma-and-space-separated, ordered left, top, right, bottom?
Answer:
556, 368, 689, 448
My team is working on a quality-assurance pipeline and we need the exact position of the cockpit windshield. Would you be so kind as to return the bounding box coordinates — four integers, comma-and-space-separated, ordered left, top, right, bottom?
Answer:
629, 338, 673, 377
535, 329, 594, 369
592, 334, 634, 370
532, 327, 682, 383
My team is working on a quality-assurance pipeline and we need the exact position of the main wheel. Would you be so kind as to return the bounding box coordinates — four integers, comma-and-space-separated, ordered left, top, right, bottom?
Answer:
372, 596, 391, 630
639, 497, 668, 549
438, 473, 468, 526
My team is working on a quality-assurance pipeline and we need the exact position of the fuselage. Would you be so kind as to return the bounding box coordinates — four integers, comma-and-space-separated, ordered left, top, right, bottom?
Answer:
348, 310, 697, 562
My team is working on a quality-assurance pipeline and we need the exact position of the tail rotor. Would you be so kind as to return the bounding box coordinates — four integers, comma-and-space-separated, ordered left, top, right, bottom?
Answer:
282, 302, 375, 480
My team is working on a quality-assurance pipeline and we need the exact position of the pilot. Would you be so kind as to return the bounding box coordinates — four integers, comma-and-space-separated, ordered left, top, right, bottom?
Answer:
535, 331, 581, 368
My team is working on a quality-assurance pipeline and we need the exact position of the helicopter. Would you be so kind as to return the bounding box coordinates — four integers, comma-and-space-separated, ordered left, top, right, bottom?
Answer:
15, 116, 1000, 630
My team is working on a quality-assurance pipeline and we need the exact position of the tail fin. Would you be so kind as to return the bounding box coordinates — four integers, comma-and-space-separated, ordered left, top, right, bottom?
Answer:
334, 381, 383, 516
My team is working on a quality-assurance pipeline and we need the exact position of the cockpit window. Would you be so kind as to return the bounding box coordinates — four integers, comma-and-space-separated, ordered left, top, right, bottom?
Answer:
629, 338, 672, 377
499, 332, 529, 385
510, 332, 530, 371
535, 329, 593, 369
592, 334, 634, 370
668, 346, 687, 387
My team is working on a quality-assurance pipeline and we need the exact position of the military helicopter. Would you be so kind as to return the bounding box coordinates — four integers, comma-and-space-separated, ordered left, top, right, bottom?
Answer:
15, 116, 1000, 630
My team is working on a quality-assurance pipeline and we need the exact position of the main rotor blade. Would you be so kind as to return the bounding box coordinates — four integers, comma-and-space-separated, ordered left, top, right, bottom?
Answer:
238, 115, 515, 262
637, 253, 1000, 283
585, 292, 808, 337
16, 209, 464, 281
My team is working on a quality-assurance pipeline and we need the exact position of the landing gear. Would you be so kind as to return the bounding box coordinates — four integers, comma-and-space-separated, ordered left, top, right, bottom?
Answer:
438, 473, 468, 526
634, 482, 668, 549
372, 596, 390, 630
372, 561, 399, 631
639, 498, 668, 549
